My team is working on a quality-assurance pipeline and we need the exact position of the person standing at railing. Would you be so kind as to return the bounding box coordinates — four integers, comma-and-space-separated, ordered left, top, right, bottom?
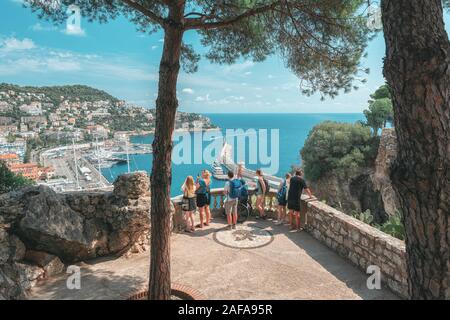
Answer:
196, 170, 211, 228
224, 171, 240, 230
181, 176, 196, 233
275, 173, 291, 225
203, 170, 212, 224
287, 169, 313, 231
255, 169, 268, 219
236, 161, 244, 179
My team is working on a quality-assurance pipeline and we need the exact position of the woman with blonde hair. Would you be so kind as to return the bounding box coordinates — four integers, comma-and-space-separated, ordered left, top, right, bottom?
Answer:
195, 169, 212, 228
181, 176, 196, 233
203, 170, 212, 224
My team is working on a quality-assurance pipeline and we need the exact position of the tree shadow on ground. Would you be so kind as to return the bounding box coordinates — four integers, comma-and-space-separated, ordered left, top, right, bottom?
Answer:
226, 217, 398, 300
29, 266, 146, 300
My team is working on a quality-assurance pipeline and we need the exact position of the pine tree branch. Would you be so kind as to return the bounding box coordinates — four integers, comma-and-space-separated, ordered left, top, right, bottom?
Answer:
120, 0, 166, 27
184, 2, 280, 30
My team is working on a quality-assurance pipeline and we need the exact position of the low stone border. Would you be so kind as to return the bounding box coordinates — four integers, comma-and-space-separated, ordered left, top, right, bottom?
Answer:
122, 283, 206, 300
302, 197, 408, 298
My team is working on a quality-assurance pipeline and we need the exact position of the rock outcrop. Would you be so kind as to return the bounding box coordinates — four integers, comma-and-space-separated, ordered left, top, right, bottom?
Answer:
310, 129, 400, 224
372, 128, 400, 217
0, 172, 152, 299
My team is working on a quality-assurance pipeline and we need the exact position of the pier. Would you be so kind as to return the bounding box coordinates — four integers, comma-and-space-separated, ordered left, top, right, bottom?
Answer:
218, 143, 283, 190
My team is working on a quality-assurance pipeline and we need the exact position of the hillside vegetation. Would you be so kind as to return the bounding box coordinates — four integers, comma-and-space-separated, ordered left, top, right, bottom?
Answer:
0, 83, 118, 104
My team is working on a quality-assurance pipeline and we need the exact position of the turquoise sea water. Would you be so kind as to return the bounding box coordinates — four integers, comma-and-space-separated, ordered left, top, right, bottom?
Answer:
102, 113, 364, 197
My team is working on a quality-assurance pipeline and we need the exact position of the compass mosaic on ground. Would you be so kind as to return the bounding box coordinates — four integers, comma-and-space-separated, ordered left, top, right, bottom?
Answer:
213, 225, 274, 249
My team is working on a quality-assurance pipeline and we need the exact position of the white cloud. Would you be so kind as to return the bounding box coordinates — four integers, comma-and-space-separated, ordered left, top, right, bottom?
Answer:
244, 71, 252, 76
63, 26, 86, 37
31, 23, 58, 32
223, 60, 254, 74
195, 94, 210, 102
281, 82, 298, 91
46, 58, 81, 72
182, 88, 194, 94
268, 74, 274, 79
151, 45, 158, 50
1, 37, 36, 51
0, 42, 156, 81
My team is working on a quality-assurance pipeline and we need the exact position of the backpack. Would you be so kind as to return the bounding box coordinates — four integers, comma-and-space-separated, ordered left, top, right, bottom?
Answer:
277, 181, 287, 203
229, 179, 242, 199
258, 177, 269, 194
238, 179, 249, 201
195, 179, 207, 195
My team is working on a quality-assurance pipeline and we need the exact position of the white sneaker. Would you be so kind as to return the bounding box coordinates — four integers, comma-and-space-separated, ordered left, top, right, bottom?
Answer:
274, 220, 282, 225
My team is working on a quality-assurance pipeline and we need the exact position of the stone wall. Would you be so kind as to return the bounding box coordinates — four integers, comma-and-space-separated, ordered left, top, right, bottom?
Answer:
303, 197, 408, 298
0, 172, 152, 299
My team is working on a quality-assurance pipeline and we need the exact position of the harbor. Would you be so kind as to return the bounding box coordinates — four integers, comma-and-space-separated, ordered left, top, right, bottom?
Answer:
38, 137, 152, 192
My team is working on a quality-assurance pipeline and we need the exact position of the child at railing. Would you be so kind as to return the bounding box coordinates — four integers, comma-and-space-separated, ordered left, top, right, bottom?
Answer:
181, 176, 196, 233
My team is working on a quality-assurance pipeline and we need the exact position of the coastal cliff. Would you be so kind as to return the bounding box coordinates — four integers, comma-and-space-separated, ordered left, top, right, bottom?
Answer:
309, 128, 399, 223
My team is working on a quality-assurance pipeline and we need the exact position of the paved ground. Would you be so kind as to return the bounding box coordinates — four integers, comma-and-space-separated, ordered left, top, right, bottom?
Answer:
29, 218, 398, 300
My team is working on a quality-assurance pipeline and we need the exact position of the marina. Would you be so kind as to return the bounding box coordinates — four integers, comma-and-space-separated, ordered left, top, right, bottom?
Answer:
37, 137, 152, 192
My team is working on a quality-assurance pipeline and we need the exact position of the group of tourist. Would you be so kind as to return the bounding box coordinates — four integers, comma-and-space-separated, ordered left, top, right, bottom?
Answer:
181, 167, 313, 233
181, 170, 212, 233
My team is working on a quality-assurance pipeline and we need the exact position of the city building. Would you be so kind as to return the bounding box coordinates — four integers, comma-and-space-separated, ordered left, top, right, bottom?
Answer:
0, 101, 11, 112
8, 163, 40, 180
0, 125, 18, 134
19, 102, 43, 116
8, 163, 55, 181
0, 117, 15, 126
0, 153, 20, 165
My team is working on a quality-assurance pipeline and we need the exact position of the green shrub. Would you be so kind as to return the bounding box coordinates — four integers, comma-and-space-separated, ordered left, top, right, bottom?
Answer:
0, 161, 34, 194
375, 211, 405, 240
351, 209, 405, 240
351, 209, 374, 224
301, 121, 379, 181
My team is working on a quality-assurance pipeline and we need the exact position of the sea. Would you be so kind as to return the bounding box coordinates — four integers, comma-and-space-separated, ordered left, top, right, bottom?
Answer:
102, 113, 364, 197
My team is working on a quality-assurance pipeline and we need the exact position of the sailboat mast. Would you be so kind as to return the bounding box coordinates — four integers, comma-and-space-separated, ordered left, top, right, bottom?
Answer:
96, 135, 101, 174
72, 138, 80, 190
126, 137, 131, 173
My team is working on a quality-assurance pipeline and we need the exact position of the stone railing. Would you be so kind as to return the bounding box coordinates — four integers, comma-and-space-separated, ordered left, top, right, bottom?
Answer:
302, 196, 408, 298
171, 188, 408, 298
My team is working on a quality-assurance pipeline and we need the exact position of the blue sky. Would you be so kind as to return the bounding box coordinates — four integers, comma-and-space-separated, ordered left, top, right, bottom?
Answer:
1, 0, 449, 113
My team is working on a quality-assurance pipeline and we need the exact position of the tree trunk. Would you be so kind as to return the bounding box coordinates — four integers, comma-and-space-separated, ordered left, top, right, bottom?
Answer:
381, 0, 449, 299
148, 7, 184, 300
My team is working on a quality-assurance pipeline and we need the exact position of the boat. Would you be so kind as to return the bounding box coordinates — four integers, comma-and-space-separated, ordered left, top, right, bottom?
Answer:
211, 160, 227, 180
86, 149, 128, 168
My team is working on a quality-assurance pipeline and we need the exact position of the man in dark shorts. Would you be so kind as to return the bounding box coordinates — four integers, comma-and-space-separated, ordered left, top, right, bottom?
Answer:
287, 169, 313, 231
